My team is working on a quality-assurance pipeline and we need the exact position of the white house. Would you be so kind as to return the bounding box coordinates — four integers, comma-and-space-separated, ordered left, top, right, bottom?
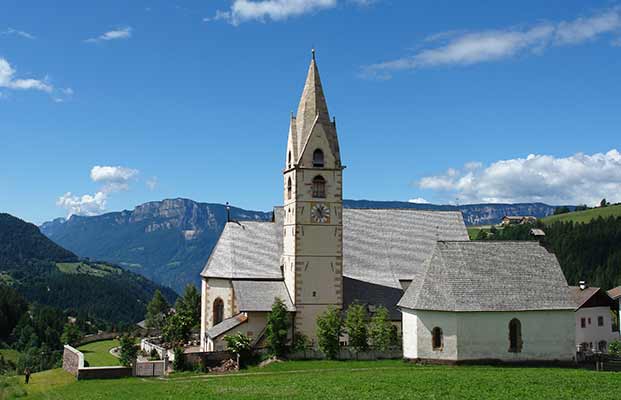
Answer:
398, 241, 576, 363
570, 283, 619, 353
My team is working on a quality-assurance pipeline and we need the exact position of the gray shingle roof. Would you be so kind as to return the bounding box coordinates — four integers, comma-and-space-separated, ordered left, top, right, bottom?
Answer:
202, 208, 468, 292
232, 280, 295, 312
207, 314, 247, 339
398, 241, 574, 312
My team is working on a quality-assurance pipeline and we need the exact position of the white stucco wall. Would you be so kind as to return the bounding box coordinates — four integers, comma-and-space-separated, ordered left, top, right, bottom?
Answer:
402, 309, 575, 362
200, 277, 235, 351
575, 306, 620, 352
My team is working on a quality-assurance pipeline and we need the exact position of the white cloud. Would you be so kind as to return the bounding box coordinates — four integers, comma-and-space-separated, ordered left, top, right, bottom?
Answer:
57, 165, 139, 217
0, 58, 53, 93
57, 192, 107, 217
362, 7, 621, 79
146, 176, 158, 191
408, 197, 429, 204
210, 0, 337, 25
1, 28, 35, 39
85, 27, 132, 43
418, 149, 621, 206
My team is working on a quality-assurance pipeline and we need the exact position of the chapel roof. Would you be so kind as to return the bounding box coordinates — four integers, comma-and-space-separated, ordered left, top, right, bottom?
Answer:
232, 280, 295, 312
201, 208, 469, 291
398, 241, 574, 312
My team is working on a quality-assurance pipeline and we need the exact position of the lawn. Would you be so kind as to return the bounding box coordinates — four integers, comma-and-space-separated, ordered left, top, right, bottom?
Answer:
542, 204, 621, 224
77, 340, 121, 367
8, 360, 621, 400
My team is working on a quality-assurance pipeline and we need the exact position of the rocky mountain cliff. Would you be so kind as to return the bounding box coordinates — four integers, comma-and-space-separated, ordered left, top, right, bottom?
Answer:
41, 199, 272, 293
41, 198, 569, 293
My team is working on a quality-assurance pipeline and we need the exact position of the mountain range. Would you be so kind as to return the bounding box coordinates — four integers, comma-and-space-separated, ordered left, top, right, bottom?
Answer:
1, 213, 177, 324
40, 198, 568, 293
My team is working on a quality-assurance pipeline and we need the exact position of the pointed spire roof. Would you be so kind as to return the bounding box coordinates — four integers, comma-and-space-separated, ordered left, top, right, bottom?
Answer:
295, 49, 332, 155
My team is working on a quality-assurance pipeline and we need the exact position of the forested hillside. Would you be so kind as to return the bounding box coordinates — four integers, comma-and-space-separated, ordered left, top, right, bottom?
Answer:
476, 216, 621, 289
0, 213, 176, 325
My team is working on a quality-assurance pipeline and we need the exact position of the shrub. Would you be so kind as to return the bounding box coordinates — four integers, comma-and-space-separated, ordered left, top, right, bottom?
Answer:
316, 307, 342, 360
345, 304, 368, 353
291, 333, 310, 353
119, 335, 138, 367
172, 347, 186, 371
609, 340, 621, 357
265, 298, 290, 357
60, 323, 83, 347
369, 306, 393, 352
162, 313, 193, 346
224, 333, 252, 366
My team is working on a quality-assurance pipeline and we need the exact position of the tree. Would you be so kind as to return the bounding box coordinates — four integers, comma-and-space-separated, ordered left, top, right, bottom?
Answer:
554, 206, 570, 215
316, 307, 342, 360
609, 340, 621, 357
118, 335, 138, 367
369, 306, 393, 352
265, 298, 290, 357
224, 332, 252, 367
175, 284, 201, 328
60, 323, 83, 347
146, 290, 169, 330
600, 198, 608, 208
344, 304, 368, 352
0, 285, 28, 341
162, 313, 193, 346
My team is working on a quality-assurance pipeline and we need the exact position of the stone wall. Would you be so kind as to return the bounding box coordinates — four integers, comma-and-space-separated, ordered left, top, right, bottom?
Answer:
287, 348, 402, 360
135, 361, 166, 377
62, 345, 84, 376
77, 366, 133, 380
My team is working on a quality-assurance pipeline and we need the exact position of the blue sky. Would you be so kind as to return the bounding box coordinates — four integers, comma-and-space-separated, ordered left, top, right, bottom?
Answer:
1, 0, 621, 224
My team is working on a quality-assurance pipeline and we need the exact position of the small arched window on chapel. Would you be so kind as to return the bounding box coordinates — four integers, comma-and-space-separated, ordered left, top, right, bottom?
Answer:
213, 298, 224, 325
431, 327, 443, 351
313, 149, 324, 168
508, 318, 522, 353
312, 175, 326, 198
287, 177, 292, 200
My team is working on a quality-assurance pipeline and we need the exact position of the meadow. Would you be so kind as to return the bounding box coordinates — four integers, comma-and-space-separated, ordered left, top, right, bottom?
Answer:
3, 360, 621, 400
542, 204, 621, 224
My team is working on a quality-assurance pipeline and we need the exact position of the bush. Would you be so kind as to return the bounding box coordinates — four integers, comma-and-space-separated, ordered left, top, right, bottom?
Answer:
291, 333, 310, 353
345, 304, 368, 353
265, 298, 290, 357
162, 313, 193, 346
172, 347, 186, 371
369, 306, 393, 352
316, 307, 342, 360
609, 340, 621, 357
224, 333, 252, 367
118, 335, 138, 367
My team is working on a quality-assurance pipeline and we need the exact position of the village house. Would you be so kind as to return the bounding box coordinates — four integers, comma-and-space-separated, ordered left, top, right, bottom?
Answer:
501, 215, 537, 227
571, 282, 619, 353
199, 52, 576, 362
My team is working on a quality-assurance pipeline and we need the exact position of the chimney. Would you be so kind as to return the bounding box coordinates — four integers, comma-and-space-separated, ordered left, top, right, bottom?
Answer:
579, 281, 587, 291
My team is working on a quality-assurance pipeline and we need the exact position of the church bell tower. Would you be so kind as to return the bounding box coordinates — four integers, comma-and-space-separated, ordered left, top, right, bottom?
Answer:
282, 50, 344, 341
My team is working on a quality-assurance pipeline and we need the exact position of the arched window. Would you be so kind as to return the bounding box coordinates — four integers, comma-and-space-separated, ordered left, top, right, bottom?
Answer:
313, 149, 324, 168
598, 340, 608, 352
213, 298, 224, 325
509, 318, 522, 353
288, 151, 292, 169
431, 327, 443, 351
287, 177, 292, 200
312, 175, 326, 198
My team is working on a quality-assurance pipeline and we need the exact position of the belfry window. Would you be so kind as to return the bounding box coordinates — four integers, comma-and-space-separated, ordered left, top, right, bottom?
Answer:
431, 327, 443, 351
312, 175, 326, 198
288, 151, 292, 169
508, 318, 522, 353
213, 298, 224, 325
287, 177, 292, 200
313, 149, 324, 168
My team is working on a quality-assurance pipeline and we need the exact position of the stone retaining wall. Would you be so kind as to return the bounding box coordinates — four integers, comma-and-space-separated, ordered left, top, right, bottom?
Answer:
62, 345, 84, 376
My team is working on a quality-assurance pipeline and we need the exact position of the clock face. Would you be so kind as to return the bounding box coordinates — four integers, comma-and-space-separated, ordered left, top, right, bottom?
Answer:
311, 203, 330, 224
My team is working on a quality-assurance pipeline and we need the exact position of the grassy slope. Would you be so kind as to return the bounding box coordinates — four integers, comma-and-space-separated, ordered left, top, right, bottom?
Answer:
0, 349, 20, 364
77, 340, 121, 367
9, 360, 621, 400
542, 204, 621, 224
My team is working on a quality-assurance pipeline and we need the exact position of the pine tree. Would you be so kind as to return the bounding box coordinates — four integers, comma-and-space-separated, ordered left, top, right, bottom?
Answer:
146, 290, 169, 330
175, 284, 201, 327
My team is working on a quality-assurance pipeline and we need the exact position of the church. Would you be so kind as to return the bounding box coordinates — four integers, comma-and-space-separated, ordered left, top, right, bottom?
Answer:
199, 51, 576, 362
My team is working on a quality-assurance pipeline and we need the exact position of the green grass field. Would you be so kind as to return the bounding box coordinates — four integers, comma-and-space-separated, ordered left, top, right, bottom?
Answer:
77, 340, 120, 367
542, 204, 621, 224
4, 360, 621, 400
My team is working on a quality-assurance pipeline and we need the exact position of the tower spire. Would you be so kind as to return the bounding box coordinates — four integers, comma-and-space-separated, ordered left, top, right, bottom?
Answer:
295, 49, 330, 155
